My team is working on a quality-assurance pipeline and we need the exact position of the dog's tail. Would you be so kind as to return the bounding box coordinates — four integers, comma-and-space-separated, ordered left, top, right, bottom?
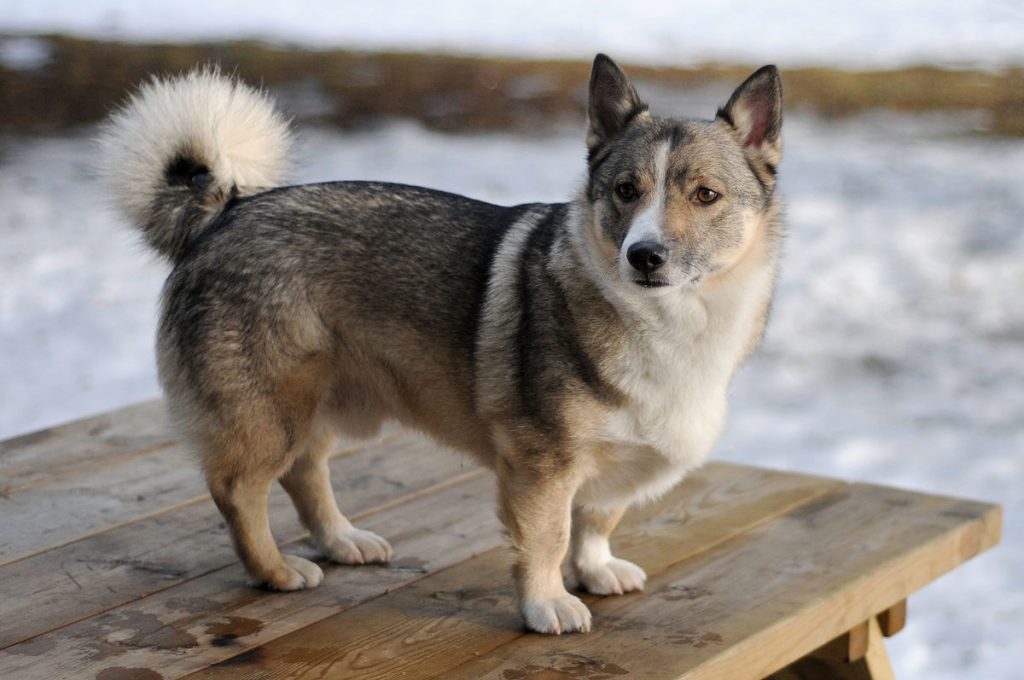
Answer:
97, 68, 292, 263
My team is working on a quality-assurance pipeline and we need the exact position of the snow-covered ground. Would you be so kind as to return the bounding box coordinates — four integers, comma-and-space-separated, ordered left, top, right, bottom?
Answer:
1, 98, 1021, 676
3, 0, 1024, 70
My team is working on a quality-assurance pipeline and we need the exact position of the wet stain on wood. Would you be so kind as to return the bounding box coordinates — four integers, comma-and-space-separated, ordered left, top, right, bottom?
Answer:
75, 557, 188, 580
205, 616, 265, 647
215, 646, 264, 666
501, 653, 628, 679
667, 630, 723, 648
661, 584, 712, 601
95, 667, 163, 680
80, 611, 198, 659
432, 587, 493, 601
121, 612, 198, 651
431, 587, 502, 607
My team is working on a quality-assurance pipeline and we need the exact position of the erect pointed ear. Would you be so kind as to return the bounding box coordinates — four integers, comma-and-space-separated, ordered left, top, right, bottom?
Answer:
587, 54, 648, 154
717, 65, 782, 166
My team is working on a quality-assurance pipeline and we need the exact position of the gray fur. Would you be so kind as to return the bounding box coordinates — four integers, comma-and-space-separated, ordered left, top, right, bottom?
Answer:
102, 55, 785, 634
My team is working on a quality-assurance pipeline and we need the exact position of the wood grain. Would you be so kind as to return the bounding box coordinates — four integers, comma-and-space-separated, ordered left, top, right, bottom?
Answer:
0, 466, 498, 680
0, 403, 398, 566
0, 434, 473, 648
185, 465, 842, 679
0, 403, 1001, 680
0, 401, 171, 493
441, 484, 999, 680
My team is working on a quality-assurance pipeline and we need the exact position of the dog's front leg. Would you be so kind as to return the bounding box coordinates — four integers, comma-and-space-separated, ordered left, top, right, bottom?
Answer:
571, 504, 646, 595
497, 458, 591, 634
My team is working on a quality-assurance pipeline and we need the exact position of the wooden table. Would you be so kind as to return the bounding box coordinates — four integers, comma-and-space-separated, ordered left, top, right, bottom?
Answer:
0, 401, 1001, 679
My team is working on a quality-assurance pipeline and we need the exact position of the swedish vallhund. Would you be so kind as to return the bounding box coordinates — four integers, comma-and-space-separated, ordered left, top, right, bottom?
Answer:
99, 55, 783, 634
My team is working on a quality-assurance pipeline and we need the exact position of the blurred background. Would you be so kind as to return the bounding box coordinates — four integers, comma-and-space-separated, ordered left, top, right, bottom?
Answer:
1, 2, 1021, 677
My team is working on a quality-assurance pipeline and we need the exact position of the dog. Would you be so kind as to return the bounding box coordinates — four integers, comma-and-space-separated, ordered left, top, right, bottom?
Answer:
98, 55, 782, 634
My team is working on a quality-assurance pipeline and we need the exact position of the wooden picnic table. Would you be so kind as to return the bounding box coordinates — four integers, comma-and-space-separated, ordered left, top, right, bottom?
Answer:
0, 400, 1001, 679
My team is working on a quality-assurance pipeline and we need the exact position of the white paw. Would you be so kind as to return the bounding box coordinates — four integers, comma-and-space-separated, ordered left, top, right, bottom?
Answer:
575, 557, 646, 596
522, 593, 592, 634
320, 527, 393, 565
263, 554, 324, 591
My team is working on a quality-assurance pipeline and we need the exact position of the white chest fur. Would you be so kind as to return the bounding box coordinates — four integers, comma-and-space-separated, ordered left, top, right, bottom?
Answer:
581, 263, 773, 510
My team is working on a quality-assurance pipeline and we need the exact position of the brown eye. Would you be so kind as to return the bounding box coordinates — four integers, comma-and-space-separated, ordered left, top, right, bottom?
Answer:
615, 181, 638, 202
696, 187, 719, 205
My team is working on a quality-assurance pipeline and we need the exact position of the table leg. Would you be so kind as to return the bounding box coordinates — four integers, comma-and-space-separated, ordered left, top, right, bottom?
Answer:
765, 617, 897, 679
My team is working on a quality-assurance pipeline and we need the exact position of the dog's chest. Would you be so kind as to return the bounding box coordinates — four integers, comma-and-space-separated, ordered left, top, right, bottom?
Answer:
599, 281, 767, 469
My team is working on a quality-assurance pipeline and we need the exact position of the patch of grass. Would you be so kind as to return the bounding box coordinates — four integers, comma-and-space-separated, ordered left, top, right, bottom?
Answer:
1, 34, 1022, 136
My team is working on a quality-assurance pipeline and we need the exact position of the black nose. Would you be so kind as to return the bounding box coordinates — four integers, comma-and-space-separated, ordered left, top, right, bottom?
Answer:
626, 241, 669, 274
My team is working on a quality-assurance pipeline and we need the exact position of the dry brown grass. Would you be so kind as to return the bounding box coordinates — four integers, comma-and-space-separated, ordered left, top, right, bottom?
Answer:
2, 34, 1022, 136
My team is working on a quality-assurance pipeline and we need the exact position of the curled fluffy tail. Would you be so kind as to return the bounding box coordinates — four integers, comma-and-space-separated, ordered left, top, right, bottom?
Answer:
97, 68, 292, 263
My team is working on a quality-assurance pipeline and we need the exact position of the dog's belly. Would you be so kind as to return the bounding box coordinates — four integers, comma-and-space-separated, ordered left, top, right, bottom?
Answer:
574, 391, 725, 512
575, 442, 691, 511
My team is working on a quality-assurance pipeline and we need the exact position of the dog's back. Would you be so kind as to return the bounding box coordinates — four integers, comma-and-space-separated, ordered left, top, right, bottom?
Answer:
160, 179, 552, 456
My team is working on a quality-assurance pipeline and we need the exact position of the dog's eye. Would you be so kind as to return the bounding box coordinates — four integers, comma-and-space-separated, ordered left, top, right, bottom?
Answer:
615, 181, 639, 202
695, 187, 720, 205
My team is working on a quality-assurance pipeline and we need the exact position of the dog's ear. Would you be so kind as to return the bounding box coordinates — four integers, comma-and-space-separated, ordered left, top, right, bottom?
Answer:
717, 65, 782, 166
587, 54, 648, 154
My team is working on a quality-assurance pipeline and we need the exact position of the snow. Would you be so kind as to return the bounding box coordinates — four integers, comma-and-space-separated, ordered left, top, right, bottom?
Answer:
0, 36, 52, 71
1, 101, 1021, 676
3, 0, 1024, 69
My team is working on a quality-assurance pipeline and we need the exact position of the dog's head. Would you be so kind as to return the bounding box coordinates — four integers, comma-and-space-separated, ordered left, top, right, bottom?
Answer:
582, 55, 782, 294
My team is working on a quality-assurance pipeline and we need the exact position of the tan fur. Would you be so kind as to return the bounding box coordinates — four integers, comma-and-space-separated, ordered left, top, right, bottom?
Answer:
492, 425, 592, 633
703, 204, 781, 359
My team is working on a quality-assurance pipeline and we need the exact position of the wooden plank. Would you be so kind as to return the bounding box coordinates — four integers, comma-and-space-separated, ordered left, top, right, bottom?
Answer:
0, 441, 205, 565
0, 416, 398, 566
861, 618, 896, 680
0, 400, 172, 493
0, 434, 475, 648
185, 464, 842, 679
876, 600, 906, 637
847, 620, 870, 662
440, 483, 1000, 680
0, 470, 500, 680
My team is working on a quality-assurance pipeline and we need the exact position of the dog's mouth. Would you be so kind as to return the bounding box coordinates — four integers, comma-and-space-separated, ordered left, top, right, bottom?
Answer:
633, 278, 671, 288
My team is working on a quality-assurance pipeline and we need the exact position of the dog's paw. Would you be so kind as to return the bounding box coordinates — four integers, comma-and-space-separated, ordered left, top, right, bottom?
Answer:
320, 527, 393, 565
575, 556, 646, 596
262, 554, 324, 591
522, 594, 592, 634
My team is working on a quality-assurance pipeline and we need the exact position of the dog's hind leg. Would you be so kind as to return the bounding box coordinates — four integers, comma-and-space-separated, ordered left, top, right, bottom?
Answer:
204, 427, 324, 591
279, 420, 392, 565
571, 504, 646, 595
